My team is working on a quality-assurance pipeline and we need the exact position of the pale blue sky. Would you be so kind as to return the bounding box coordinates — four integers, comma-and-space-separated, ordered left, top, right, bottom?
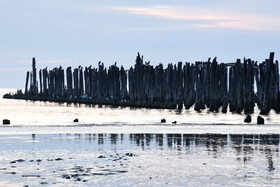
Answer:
1, 0, 280, 87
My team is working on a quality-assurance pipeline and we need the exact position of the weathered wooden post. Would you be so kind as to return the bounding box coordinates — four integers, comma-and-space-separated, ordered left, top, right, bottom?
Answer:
42, 68, 48, 98
165, 63, 176, 109
134, 53, 144, 107
108, 65, 114, 105
176, 62, 183, 110
273, 60, 280, 112
66, 67, 73, 98
25, 71, 29, 96
56, 66, 64, 98
183, 63, 195, 109
48, 70, 55, 98
109, 64, 121, 105
259, 53, 274, 114
39, 69, 42, 96
243, 58, 255, 114
154, 63, 164, 108
54, 68, 59, 98
104, 67, 110, 104
79, 66, 84, 97
91, 68, 98, 103
254, 62, 261, 108
194, 62, 201, 111
120, 66, 128, 105
61, 67, 65, 98
97, 62, 105, 104
209, 57, 220, 112
128, 67, 135, 106
88, 66, 93, 100
84, 67, 90, 97
73, 68, 79, 98
32, 57, 37, 97
219, 63, 228, 113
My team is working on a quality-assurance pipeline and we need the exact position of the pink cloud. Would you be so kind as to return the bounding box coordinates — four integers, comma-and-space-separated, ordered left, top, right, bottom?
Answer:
115, 6, 232, 21
114, 5, 280, 31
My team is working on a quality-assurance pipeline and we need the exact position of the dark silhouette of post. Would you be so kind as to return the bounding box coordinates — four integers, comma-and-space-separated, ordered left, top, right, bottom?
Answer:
25, 71, 29, 96
66, 67, 73, 98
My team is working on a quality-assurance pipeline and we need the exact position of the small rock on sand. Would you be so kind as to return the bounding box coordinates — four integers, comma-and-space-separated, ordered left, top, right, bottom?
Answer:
3, 119, 10, 125
257, 116, 264, 124
161, 118, 166, 123
244, 115, 251, 123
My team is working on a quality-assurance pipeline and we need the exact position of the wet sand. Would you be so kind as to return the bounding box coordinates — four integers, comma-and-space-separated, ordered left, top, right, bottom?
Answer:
0, 133, 279, 186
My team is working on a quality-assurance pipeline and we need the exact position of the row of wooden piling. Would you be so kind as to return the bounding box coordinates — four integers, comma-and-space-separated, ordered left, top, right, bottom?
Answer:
4, 52, 280, 115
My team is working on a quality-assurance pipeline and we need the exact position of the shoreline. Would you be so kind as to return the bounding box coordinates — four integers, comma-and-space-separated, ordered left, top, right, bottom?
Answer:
1, 124, 280, 135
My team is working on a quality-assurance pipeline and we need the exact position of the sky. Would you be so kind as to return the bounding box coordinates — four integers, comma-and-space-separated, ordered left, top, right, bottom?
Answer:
1, 0, 280, 88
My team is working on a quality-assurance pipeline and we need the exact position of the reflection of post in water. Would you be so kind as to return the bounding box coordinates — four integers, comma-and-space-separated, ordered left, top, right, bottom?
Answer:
145, 134, 152, 146
183, 134, 198, 153
167, 134, 174, 149
129, 134, 133, 144
98, 133, 104, 145
182, 134, 229, 156
242, 136, 254, 164
165, 134, 183, 150
265, 148, 275, 172
110, 134, 118, 144
183, 134, 191, 152
231, 135, 252, 163
134, 134, 141, 146
74, 133, 81, 139
208, 134, 227, 158
85, 133, 95, 142
79, 132, 280, 172
140, 134, 145, 149
230, 134, 280, 170
174, 134, 182, 151
231, 135, 243, 158
227, 134, 231, 147
156, 134, 163, 148
131, 134, 145, 149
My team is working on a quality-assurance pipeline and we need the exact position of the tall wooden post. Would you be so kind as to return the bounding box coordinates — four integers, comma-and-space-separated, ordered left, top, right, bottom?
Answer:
79, 66, 84, 96
66, 67, 73, 98
42, 68, 48, 97
73, 68, 79, 98
25, 71, 29, 96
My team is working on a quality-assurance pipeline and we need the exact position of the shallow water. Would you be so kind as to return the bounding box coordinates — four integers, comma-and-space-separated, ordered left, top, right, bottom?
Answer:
0, 88, 280, 132
0, 133, 280, 186
1, 88, 280, 186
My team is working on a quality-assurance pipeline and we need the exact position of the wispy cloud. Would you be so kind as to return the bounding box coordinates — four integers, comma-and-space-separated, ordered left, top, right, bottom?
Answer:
20, 59, 70, 64
114, 5, 280, 31
114, 6, 232, 22
0, 68, 29, 72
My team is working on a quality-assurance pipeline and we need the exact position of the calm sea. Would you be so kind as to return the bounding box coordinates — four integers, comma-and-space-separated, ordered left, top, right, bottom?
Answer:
0, 88, 279, 134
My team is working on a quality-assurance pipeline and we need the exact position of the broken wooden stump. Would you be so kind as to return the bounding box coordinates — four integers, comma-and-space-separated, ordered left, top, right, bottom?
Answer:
3, 119, 10, 125
257, 116, 264, 124
244, 115, 252, 123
